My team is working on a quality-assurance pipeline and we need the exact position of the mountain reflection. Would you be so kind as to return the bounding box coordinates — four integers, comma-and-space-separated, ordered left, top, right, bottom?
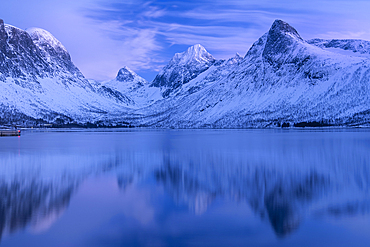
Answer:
0, 178, 77, 240
263, 171, 328, 236
2, 130, 370, 241
2, 152, 370, 240
154, 157, 331, 236
155, 163, 216, 215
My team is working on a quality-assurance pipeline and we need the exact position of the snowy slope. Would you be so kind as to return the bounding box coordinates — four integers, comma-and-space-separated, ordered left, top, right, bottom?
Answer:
1, 19, 370, 127
105, 66, 147, 92
0, 19, 134, 126
151, 44, 216, 97
126, 20, 370, 128
99, 66, 161, 108
308, 38, 370, 57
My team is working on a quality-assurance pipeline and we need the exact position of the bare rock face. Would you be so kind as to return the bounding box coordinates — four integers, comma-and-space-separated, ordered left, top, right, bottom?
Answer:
0, 19, 86, 85
263, 20, 304, 67
0, 19, 48, 79
0, 19, 7, 47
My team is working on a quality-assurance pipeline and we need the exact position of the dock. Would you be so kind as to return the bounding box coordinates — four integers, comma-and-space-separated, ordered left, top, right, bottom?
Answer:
0, 130, 21, 136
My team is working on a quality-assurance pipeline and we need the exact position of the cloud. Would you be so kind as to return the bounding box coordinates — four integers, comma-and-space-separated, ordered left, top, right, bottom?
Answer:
2, 0, 370, 81
142, 6, 166, 18
77, 18, 164, 79
147, 22, 262, 57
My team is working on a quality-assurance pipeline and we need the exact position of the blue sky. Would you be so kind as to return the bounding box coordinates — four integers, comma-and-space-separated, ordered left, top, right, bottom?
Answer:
1, 0, 370, 81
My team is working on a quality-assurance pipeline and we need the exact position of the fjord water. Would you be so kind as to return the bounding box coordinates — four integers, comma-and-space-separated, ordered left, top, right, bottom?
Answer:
1, 129, 370, 246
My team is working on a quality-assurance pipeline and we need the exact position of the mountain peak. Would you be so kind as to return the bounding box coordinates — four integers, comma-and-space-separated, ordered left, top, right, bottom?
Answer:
224, 53, 244, 66
102, 67, 147, 96
116, 66, 137, 82
235, 52, 242, 59
27, 28, 68, 53
268, 20, 302, 41
172, 44, 215, 65
186, 44, 206, 54
262, 20, 304, 65
151, 44, 216, 94
26, 27, 71, 61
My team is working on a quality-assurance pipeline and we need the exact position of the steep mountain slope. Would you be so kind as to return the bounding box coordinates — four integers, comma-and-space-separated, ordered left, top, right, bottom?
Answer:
26, 27, 85, 79
129, 20, 370, 128
0, 19, 132, 126
151, 44, 216, 97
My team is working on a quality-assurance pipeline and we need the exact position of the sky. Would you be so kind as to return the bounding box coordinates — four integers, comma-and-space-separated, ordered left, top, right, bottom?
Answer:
1, 0, 370, 81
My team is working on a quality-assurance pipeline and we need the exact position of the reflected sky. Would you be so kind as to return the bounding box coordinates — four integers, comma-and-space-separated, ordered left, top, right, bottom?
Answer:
0, 129, 370, 246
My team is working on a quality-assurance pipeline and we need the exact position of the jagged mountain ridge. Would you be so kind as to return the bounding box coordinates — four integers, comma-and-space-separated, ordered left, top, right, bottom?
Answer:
0, 20, 87, 88
122, 20, 370, 128
1, 19, 370, 127
308, 38, 370, 56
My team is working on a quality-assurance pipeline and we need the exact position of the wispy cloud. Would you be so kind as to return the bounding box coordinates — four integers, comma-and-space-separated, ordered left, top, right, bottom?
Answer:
81, 0, 370, 79
142, 6, 166, 18
74, 18, 164, 80
2, 0, 370, 81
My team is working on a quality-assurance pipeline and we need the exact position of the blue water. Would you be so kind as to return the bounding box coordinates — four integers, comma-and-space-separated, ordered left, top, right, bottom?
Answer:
0, 129, 370, 246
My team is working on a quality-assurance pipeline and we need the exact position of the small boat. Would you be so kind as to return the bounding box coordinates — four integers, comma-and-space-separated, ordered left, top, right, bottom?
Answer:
0, 129, 21, 136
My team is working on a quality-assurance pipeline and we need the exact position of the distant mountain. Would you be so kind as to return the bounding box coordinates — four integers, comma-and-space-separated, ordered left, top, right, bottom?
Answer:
1, 19, 370, 127
90, 66, 161, 109
151, 44, 216, 97
307, 38, 370, 56
107, 66, 147, 90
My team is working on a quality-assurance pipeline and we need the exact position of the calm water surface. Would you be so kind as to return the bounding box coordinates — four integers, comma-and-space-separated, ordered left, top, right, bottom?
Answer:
0, 129, 370, 246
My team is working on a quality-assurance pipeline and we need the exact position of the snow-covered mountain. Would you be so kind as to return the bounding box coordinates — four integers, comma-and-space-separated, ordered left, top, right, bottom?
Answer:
127, 20, 370, 128
308, 38, 370, 57
151, 44, 216, 97
0, 19, 134, 127
98, 66, 161, 108
1, 19, 370, 128
106, 66, 147, 91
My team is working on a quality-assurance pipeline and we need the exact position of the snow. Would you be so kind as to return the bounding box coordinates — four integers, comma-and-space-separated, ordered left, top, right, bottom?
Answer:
150, 44, 216, 97
172, 44, 214, 65
122, 20, 370, 128
2, 19, 370, 127
99, 67, 162, 109
26, 27, 68, 54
